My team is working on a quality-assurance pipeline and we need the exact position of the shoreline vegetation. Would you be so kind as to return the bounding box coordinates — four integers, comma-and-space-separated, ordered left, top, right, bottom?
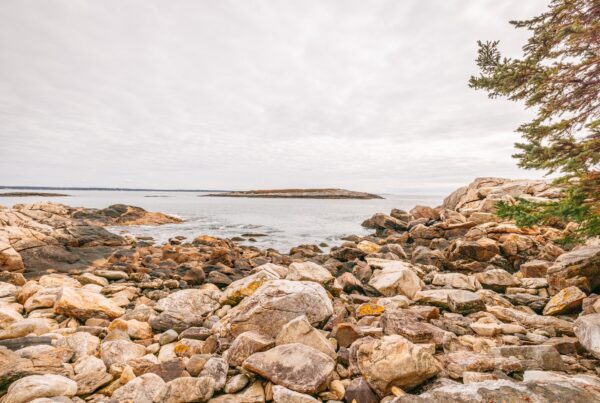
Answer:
1, 177, 600, 401
204, 188, 384, 199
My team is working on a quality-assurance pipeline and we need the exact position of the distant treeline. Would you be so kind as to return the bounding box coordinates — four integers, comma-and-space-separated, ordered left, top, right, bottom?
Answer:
0, 186, 229, 193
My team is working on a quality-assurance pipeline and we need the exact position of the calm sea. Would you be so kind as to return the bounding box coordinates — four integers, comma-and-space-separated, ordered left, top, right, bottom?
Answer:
0, 190, 444, 252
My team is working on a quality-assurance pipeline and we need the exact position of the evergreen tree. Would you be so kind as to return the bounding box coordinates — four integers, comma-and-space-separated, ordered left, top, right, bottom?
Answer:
469, 0, 600, 240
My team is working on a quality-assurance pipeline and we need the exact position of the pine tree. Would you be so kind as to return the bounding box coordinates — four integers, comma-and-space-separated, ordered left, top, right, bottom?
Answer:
469, 0, 600, 240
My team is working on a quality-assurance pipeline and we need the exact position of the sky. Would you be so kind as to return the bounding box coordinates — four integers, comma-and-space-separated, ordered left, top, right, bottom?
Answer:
0, 0, 550, 193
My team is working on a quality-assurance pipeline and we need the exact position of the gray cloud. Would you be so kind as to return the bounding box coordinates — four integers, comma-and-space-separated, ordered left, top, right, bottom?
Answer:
0, 0, 548, 192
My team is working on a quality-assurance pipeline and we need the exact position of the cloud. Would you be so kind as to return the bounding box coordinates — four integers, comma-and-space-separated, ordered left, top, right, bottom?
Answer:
0, 0, 549, 192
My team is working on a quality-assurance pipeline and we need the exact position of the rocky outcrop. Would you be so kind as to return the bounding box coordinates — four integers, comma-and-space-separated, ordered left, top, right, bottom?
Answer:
0, 202, 180, 277
0, 178, 599, 402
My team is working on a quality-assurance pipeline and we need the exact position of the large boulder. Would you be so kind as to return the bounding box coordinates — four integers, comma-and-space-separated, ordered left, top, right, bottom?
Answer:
574, 313, 600, 359
547, 246, 600, 292
54, 287, 124, 320
151, 288, 221, 332
286, 262, 333, 285
242, 343, 335, 394
215, 280, 332, 339
3, 374, 77, 403
275, 315, 336, 359
357, 335, 441, 396
112, 373, 165, 403
543, 286, 586, 316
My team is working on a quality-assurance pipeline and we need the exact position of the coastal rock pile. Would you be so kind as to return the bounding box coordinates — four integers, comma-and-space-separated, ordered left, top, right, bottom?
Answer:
1, 178, 600, 402
0, 203, 180, 276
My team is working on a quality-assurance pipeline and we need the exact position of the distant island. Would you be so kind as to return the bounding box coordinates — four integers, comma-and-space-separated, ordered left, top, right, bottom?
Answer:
0, 192, 69, 197
204, 188, 383, 199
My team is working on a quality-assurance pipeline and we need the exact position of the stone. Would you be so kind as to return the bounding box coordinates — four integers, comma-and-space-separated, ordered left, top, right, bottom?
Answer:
3, 375, 77, 403
410, 205, 439, 220
220, 269, 279, 305
547, 246, 600, 292
475, 269, 520, 291
73, 355, 113, 395
224, 374, 250, 394
357, 335, 441, 396
470, 321, 502, 337
55, 332, 100, 361
0, 318, 51, 340
199, 357, 228, 391
225, 331, 274, 367
520, 260, 551, 278
0, 308, 23, 330
491, 345, 565, 371
574, 313, 600, 359
431, 273, 480, 291
543, 286, 586, 316
243, 343, 335, 394
368, 262, 423, 299
447, 290, 485, 314
154, 376, 215, 403
101, 339, 147, 368
332, 322, 363, 348
362, 213, 408, 232
275, 315, 336, 359
286, 261, 334, 285
272, 385, 319, 402
151, 289, 220, 332
216, 280, 332, 339
443, 351, 522, 379
111, 373, 165, 403
54, 287, 124, 320
487, 306, 574, 335
344, 377, 378, 403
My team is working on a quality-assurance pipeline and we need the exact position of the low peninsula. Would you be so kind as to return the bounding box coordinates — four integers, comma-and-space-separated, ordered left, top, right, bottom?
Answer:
205, 188, 383, 199
0, 192, 69, 197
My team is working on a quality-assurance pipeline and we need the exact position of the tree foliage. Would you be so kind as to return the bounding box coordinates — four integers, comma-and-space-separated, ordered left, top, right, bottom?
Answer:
469, 0, 600, 239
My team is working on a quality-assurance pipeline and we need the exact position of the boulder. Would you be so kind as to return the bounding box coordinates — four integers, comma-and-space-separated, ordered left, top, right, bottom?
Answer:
447, 290, 485, 314
151, 289, 220, 332
101, 339, 147, 368
275, 315, 336, 359
225, 331, 274, 367
154, 376, 215, 403
272, 385, 319, 403
368, 262, 423, 299
242, 343, 335, 394
431, 273, 480, 291
286, 261, 334, 285
220, 270, 279, 305
3, 374, 77, 403
491, 345, 564, 371
54, 287, 124, 320
112, 373, 165, 403
574, 313, 600, 359
357, 335, 441, 396
543, 286, 586, 316
216, 280, 332, 339
475, 269, 520, 291
547, 246, 600, 292
344, 377, 379, 403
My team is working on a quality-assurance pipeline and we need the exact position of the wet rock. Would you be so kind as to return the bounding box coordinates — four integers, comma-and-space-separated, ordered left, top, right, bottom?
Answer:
216, 280, 332, 339
3, 374, 77, 403
357, 335, 441, 396
243, 343, 335, 394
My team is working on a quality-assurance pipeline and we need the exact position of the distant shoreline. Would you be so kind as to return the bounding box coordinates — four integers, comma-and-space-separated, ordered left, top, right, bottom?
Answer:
0, 192, 70, 197
205, 188, 384, 200
0, 186, 229, 193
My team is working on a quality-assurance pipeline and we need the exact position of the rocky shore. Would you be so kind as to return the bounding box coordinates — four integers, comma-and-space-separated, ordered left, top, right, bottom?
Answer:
206, 188, 383, 199
1, 177, 600, 402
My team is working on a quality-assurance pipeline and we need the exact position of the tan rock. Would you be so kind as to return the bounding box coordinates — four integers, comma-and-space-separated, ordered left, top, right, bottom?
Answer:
54, 287, 124, 320
368, 262, 423, 299
112, 373, 165, 403
357, 335, 440, 396
154, 376, 215, 403
286, 261, 334, 285
243, 343, 335, 394
275, 315, 336, 359
3, 374, 77, 403
543, 286, 586, 316
220, 269, 279, 306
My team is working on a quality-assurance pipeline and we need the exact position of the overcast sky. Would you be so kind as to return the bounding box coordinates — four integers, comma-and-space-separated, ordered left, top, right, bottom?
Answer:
0, 0, 549, 193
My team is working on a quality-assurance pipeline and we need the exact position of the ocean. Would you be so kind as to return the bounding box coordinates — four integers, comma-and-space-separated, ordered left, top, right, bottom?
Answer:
0, 190, 444, 252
